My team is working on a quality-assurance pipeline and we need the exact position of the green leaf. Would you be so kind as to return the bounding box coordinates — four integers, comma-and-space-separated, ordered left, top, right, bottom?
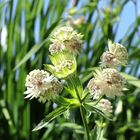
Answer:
66, 77, 77, 98
80, 67, 99, 83
0, 100, 16, 134
67, 74, 83, 100
13, 19, 61, 70
72, 74, 83, 98
32, 106, 68, 131
59, 122, 84, 134
13, 38, 48, 70
44, 64, 57, 75
83, 103, 112, 121
0, 0, 11, 9
55, 96, 80, 107
64, 86, 77, 98
95, 120, 107, 140
121, 73, 140, 88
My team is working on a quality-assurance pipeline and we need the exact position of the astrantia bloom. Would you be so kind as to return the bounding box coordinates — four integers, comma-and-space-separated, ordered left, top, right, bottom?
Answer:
50, 26, 83, 54
96, 99, 113, 113
24, 69, 63, 103
87, 68, 125, 98
45, 51, 77, 79
49, 42, 65, 54
101, 40, 128, 68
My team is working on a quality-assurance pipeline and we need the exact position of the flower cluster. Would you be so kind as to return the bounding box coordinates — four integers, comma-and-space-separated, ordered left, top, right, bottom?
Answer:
87, 40, 128, 113
46, 26, 82, 79
24, 26, 128, 121
24, 26, 82, 102
24, 26, 129, 134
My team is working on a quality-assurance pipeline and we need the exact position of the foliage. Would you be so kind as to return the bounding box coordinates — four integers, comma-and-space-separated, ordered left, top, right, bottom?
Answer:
0, 0, 140, 140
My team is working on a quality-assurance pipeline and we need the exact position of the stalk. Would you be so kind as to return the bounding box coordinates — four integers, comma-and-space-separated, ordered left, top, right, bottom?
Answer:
80, 106, 90, 140
68, 73, 90, 140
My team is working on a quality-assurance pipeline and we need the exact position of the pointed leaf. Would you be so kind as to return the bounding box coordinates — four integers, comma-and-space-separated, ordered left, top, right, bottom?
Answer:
121, 73, 140, 88
83, 103, 112, 121
14, 38, 48, 70
55, 96, 80, 107
33, 106, 68, 131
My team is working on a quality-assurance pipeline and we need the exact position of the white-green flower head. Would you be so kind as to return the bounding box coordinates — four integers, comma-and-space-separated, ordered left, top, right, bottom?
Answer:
96, 98, 113, 113
50, 26, 83, 54
24, 69, 63, 103
45, 51, 77, 79
87, 68, 125, 98
49, 42, 65, 54
101, 40, 128, 68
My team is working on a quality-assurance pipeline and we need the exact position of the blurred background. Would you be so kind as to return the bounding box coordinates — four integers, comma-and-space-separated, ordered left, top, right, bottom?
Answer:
0, 0, 140, 140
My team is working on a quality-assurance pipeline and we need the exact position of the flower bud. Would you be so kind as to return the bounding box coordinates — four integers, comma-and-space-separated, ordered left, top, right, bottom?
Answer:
96, 99, 113, 113
24, 70, 63, 103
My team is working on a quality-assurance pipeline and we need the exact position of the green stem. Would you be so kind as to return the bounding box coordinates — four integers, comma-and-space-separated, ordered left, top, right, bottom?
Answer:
80, 106, 90, 140
97, 128, 101, 140
68, 73, 90, 139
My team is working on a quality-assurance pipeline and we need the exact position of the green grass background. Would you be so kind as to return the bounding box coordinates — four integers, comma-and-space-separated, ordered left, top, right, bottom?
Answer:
0, 0, 140, 139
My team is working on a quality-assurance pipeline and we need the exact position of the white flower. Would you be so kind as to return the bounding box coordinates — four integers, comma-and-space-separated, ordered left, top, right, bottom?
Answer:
53, 26, 74, 41
64, 38, 82, 54
49, 26, 83, 54
49, 42, 65, 54
87, 78, 102, 98
55, 60, 74, 73
101, 40, 128, 67
24, 69, 63, 103
96, 99, 113, 113
87, 68, 125, 98
101, 51, 118, 67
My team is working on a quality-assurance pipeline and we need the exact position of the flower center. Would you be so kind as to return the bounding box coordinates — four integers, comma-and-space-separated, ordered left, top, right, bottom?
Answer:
37, 81, 43, 86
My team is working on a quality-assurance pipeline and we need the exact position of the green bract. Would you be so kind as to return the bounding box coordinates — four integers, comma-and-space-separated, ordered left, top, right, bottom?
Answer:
44, 51, 77, 79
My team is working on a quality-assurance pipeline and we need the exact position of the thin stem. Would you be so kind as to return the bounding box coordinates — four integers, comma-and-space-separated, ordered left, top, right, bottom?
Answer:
68, 73, 90, 139
97, 127, 102, 140
80, 106, 90, 140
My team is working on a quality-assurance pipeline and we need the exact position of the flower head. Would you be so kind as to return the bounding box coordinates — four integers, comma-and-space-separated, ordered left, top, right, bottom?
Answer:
101, 40, 128, 68
96, 99, 113, 113
45, 51, 77, 79
49, 26, 83, 54
87, 68, 125, 98
49, 42, 65, 54
24, 69, 63, 103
